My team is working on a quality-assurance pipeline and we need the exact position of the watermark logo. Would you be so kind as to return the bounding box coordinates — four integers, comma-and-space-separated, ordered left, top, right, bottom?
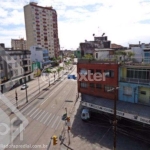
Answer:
77, 70, 106, 81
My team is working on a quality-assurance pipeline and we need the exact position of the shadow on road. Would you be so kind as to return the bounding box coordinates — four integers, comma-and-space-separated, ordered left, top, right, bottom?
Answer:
70, 104, 150, 150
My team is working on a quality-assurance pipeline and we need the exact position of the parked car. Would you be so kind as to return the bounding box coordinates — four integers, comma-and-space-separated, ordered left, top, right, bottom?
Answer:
21, 84, 28, 90
81, 108, 90, 121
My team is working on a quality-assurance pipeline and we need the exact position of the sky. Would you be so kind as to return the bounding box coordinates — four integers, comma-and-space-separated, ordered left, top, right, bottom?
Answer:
0, 0, 150, 50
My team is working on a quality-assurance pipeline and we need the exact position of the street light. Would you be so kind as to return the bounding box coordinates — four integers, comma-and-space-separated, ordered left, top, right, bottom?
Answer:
107, 87, 119, 150
36, 61, 40, 93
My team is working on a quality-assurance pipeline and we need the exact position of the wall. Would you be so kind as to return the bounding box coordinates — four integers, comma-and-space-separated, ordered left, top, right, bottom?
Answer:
77, 62, 119, 100
94, 51, 109, 60
131, 47, 143, 62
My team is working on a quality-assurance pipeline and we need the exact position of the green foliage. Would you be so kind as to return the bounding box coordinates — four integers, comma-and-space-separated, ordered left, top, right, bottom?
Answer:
83, 54, 93, 59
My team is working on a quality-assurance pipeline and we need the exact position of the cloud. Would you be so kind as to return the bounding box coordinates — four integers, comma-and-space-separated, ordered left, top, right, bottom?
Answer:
1, 0, 150, 49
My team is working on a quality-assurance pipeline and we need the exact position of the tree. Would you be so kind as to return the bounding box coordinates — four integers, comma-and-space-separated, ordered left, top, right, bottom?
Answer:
46, 68, 52, 86
83, 54, 93, 59
52, 70, 56, 83
57, 67, 63, 79
127, 52, 135, 60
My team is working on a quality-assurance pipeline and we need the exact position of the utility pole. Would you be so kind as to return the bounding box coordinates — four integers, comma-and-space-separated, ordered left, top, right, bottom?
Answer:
113, 88, 117, 150
107, 87, 119, 150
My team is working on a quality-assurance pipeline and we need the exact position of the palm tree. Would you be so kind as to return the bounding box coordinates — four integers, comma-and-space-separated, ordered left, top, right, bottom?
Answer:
57, 67, 62, 79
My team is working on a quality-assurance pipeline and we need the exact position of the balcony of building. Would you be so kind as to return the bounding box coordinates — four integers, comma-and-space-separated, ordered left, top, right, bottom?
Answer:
120, 77, 150, 85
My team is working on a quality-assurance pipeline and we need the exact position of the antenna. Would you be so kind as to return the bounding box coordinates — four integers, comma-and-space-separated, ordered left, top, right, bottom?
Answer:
98, 26, 101, 36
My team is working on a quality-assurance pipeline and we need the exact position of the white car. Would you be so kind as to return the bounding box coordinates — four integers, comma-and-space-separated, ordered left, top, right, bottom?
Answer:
81, 108, 90, 121
21, 84, 28, 90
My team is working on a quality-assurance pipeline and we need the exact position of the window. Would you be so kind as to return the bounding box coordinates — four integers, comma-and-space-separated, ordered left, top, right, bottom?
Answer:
123, 86, 132, 95
96, 53, 98, 58
80, 69, 87, 75
104, 70, 114, 77
104, 85, 114, 92
15, 62, 17, 67
80, 82, 88, 88
90, 83, 95, 88
140, 91, 146, 95
96, 84, 102, 89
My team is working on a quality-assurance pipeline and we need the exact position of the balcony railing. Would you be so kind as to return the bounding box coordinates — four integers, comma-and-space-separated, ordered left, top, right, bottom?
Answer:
120, 77, 150, 85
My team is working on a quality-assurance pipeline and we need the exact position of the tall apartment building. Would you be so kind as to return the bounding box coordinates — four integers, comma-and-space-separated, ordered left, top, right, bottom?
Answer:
11, 38, 27, 50
24, 2, 60, 58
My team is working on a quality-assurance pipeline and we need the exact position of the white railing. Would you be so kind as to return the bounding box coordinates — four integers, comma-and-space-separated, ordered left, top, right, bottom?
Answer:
120, 77, 150, 85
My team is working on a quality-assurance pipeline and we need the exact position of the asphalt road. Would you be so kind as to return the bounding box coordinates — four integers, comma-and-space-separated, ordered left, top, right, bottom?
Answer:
0, 68, 69, 115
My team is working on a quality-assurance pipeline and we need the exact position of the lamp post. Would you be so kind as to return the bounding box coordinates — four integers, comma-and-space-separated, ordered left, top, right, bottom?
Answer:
36, 61, 40, 93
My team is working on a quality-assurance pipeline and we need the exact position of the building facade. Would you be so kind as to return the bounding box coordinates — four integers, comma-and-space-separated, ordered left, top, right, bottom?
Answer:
77, 59, 119, 100
119, 64, 150, 105
0, 46, 33, 92
24, 2, 60, 58
11, 38, 27, 50
30, 46, 51, 69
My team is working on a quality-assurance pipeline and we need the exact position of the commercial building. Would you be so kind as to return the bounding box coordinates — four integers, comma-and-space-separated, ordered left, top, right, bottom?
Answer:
24, 2, 60, 58
30, 45, 51, 69
11, 38, 27, 50
77, 59, 119, 100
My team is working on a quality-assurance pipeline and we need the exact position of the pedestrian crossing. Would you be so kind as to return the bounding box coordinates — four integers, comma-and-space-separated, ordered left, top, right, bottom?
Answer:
23, 107, 63, 130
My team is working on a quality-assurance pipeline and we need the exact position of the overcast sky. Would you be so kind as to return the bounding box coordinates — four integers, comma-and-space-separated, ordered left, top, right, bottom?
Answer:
0, 0, 150, 49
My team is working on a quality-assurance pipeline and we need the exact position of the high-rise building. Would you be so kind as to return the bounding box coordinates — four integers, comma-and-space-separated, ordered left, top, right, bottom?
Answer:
11, 38, 27, 50
24, 2, 60, 58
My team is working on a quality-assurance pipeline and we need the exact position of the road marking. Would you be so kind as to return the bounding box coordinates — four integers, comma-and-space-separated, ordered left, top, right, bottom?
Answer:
43, 113, 51, 125
55, 118, 61, 130
33, 109, 42, 119
27, 107, 37, 116
51, 116, 59, 128
36, 111, 45, 121
40, 112, 49, 123
47, 114, 55, 126
21, 103, 34, 114
40, 82, 66, 106
30, 108, 39, 118
40, 97, 49, 105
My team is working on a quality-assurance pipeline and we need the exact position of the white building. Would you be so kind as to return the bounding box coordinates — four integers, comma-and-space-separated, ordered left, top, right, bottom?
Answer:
129, 43, 150, 62
30, 46, 51, 69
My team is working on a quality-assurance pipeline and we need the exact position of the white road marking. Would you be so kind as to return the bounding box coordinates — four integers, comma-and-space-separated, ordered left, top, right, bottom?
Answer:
43, 113, 51, 125
51, 116, 59, 128
47, 114, 55, 126
33, 109, 42, 119
21, 103, 34, 114
36, 111, 45, 121
30, 108, 39, 118
40, 97, 49, 105
40, 112, 49, 123
40, 82, 67, 106
27, 107, 37, 116
55, 118, 61, 130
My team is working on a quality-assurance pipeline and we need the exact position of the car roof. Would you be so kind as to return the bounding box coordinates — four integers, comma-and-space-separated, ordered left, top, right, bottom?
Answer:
82, 109, 89, 113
